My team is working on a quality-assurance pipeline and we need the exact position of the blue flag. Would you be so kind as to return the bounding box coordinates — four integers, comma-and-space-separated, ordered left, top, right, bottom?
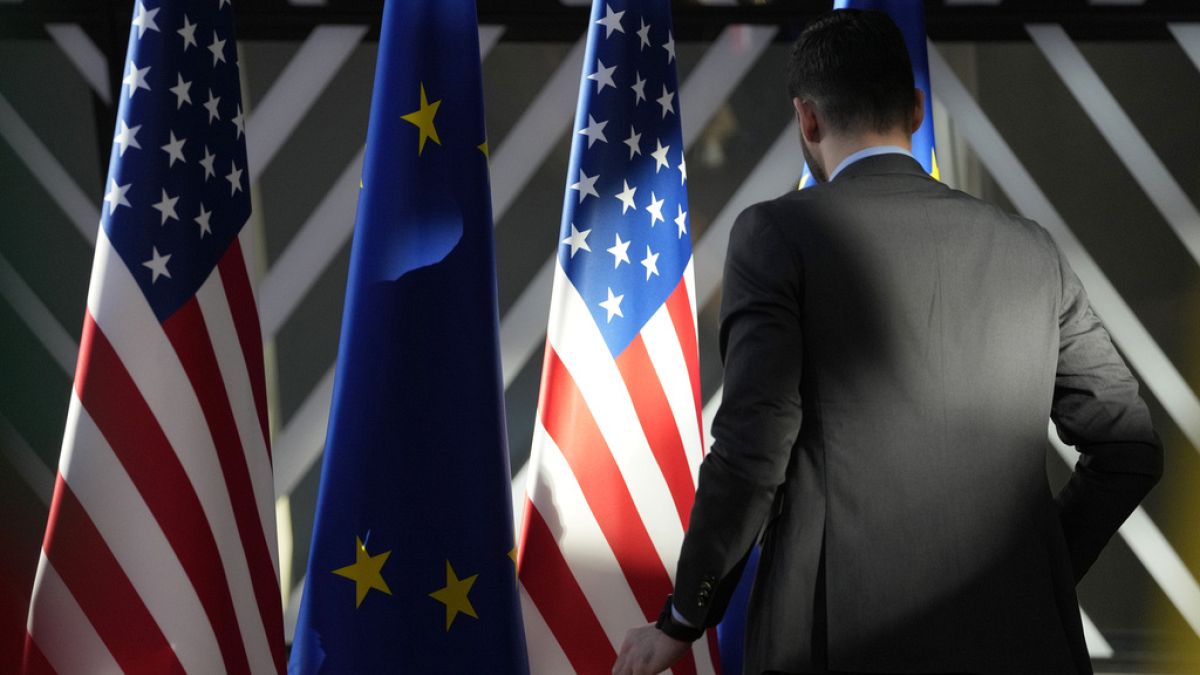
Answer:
288, 1, 528, 672
718, 2, 938, 672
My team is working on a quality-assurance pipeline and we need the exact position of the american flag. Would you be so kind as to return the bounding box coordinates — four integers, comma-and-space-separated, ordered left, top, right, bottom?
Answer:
21, 1, 284, 673
516, 1, 719, 673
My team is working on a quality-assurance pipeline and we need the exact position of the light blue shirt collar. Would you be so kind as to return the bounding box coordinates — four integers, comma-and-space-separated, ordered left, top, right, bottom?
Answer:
828, 145, 914, 182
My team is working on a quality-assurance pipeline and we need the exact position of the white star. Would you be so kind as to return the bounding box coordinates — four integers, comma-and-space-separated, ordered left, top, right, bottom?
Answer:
178, 14, 198, 50
112, 119, 142, 156
199, 145, 216, 180
169, 73, 192, 108
615, 180, 637, 214
657, 84, 675, 118
122, 60, 151, 99
161, 130, 186, 167
195, 203, 212, 237
587, 59, 617, 93
624, 125, 642, 159
678, 154, 687, 184
607, 232, 631, 268
561, 223, 592, 258
578, 114, 608, 149
630, 71, 646, 105
599, 287, 624, 323
569, 169, 599, 203
131, 2, 160, 39
203, 89, 221, 123
675, 204, 688, 238
232, 104, 245, 139
641, 245, 660, 280
103, 179, 131, 215
208, 31, 227, 66
646, 191, 665, 227
637, 18, 651, 50
152, 188, 180, 225
651, 139, 670, 173
663, 31, 676, 63
226, 160, 243, 195
595, 4, 625, 38
143, 247, 171, 283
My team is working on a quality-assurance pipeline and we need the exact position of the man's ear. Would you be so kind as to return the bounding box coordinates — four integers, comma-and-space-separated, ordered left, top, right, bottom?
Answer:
793, 97, 821, 144
910, 88, 926, 134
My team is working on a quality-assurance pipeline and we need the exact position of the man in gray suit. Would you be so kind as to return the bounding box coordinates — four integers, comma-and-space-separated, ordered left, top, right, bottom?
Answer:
614, 9, 1162, 675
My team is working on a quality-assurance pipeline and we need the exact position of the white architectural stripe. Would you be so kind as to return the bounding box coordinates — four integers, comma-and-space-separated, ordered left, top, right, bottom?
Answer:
518, 585, 574, 675
85, 230, 272, 673
0, 413, 54, 507
1049, 426, 1200, 637
59, 397, 224, 674
45, 24, 111, 105
928, 42, 1200, 453
702, 385, 723, 458
1027, 24, 1200, 269
490, 35, 587, 223
258, 145, 363, 339
527, 423, 645, 650
283, 577, 305, 643
247, 25, 369, 183
499, 27, 774, 389
693, 124, 800, 309
258, 30, 504, 339
641, 302, 704, 483
196, 271, 280, 580
0, 251, 77, 375
1168, 24, 1200, 74
680, 25, 777, 147
0, 92, 99, 245
274, 364, 334, 497
1080, 608, 1115, 658
546, 265, 684, 569
26, 557, 122, 675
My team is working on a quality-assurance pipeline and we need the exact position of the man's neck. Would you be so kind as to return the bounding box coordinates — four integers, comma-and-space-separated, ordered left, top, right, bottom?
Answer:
822, 131, 913, 176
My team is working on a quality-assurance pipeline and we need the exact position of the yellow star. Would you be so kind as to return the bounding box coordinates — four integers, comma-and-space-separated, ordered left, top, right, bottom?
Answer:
401, 82, 442, 156
332, 537, 392, 608
478, 139, 489, 158
930, 148, 941, 182
508, 546, 518, 566
429, 560, 478, 631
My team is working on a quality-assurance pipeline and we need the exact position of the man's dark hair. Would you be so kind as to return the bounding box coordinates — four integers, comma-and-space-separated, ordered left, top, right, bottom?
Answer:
787, 9, 917, 134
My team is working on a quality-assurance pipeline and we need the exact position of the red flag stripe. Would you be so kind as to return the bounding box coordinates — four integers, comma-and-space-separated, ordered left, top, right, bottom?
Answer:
217, 239, 271, 460
615, 334, 695, 529
161, 299, 286, 673
41, 476, 184, 674
664, 276, 704, 455
518, 501, 616, 675
19, 633, 54, 675
538, 346, 673, 619
76, 313, 252, 675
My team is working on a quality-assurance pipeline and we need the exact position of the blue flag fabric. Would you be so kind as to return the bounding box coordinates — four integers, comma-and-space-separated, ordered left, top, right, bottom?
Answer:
717, 2, 938, 672
288, 1, 528, 672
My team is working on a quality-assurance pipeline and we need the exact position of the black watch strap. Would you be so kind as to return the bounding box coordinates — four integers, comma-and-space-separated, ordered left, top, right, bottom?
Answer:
655, 595, 705, 642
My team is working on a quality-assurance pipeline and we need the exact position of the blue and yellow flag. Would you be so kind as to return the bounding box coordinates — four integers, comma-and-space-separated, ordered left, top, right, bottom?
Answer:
288, 1, 528, 672
719, 2, 939, 671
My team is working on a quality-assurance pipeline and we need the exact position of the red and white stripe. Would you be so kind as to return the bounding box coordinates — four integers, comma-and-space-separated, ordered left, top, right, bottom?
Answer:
23, 227, 284, 675
518, 259, 720, 675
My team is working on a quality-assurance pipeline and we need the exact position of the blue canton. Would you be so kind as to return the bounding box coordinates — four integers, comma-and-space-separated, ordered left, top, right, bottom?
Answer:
102, 0, 251, 322
559, 1, 691, 357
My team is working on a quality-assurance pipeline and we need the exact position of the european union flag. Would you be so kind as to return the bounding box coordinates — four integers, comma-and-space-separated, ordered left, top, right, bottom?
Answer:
719, 2, 939, 672
288, 1, 528, 672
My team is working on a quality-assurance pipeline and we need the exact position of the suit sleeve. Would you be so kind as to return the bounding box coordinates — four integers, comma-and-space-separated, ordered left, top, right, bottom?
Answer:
673, 203, 804, 628
1050, 243, 1163, 582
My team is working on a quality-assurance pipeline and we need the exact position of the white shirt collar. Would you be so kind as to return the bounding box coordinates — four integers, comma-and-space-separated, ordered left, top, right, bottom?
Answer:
828, 145, 915, 181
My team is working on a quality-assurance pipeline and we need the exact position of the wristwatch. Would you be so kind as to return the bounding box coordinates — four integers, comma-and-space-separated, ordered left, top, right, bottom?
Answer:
655, 595, 705, 642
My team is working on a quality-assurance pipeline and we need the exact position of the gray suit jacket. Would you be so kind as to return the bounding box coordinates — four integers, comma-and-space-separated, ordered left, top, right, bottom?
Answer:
673, 154, 1162, 674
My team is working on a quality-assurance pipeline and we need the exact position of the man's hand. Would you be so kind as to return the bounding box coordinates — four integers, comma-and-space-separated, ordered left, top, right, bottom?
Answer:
612, 623, 691, 675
